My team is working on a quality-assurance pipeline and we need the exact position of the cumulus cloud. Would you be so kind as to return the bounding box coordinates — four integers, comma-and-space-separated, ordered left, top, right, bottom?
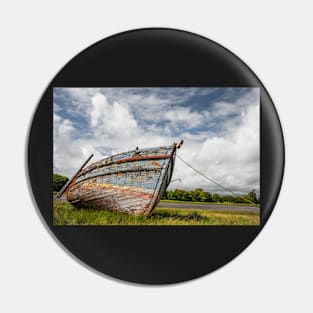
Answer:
176, 103, 259, 193
163, 107, 209, 129
53, 88, 260, 194
90, 93, 138, 135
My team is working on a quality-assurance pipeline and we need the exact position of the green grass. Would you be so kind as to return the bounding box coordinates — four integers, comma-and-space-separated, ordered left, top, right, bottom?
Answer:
160, 199, 258, 207
53, 200, 259, 226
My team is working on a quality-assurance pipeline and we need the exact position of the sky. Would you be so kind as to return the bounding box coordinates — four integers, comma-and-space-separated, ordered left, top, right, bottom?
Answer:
53, 87, 260, 195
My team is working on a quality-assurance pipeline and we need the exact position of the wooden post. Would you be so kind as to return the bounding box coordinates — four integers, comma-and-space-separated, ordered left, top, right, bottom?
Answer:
56, 154, 94, 198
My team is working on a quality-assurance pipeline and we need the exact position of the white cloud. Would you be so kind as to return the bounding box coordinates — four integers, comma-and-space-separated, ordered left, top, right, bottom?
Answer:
171, 101, 259, 193
90, 93, 138, 135
163, 107, 208, 128
53, 103, 61, 112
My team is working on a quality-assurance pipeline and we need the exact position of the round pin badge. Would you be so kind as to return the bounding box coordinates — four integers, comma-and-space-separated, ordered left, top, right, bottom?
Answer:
28, 28, 284, 284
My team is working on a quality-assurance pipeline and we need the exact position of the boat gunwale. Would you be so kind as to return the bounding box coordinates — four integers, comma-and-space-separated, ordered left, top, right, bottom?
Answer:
81, 154, 171, 174
83, 146, 173, 171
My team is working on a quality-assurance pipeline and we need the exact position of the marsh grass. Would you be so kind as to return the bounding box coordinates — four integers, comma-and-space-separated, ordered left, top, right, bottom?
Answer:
53, 200, 259, 226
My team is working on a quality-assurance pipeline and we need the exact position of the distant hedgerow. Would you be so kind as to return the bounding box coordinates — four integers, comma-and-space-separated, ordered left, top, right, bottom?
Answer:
53, 173, 69, 192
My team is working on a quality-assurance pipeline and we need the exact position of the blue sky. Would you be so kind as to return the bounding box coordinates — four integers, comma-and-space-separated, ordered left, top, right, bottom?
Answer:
54, 88, 260, 194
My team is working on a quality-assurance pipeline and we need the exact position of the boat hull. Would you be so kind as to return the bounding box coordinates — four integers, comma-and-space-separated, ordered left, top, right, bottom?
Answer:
66, 146, 175, 215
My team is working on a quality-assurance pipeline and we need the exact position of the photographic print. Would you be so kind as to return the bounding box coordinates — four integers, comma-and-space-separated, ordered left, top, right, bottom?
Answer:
53, 88, 260, 225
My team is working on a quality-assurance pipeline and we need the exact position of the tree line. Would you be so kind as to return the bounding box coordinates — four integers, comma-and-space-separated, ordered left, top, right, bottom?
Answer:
53, 174, 69, 192
162, 188, 259, 204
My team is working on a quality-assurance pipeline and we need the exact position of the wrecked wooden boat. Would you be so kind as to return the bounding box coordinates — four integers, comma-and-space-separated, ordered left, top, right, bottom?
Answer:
56, 141, 183, 216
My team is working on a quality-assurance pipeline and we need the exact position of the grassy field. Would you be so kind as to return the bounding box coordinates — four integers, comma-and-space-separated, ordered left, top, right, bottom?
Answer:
53, 200, 259, 226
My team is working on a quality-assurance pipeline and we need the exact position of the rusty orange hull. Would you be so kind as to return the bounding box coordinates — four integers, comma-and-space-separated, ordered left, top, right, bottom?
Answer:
66, 145, 176, 215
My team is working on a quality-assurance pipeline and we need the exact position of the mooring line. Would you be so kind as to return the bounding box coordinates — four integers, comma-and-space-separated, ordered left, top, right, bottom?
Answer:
176, 154, 257, 205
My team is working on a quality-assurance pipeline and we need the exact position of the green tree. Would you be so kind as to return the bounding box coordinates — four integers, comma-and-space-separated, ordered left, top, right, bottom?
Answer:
162, 190, 169, 199
212, 193, 220, 202
221, 195, 232, 203
184, 191, 192, 201
246, 189, 258, 204
201, 191, 212, 202
167, 190, 176, 200
53, 173, 69, 192
192, 188, 203, 201
233, 196, 243, 203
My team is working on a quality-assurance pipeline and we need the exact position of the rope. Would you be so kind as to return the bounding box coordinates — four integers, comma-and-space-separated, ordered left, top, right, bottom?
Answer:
176, 154, 257, 205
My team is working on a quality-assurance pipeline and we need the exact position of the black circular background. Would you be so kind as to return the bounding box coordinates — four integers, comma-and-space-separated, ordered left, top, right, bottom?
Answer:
28, 28, 284, 284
